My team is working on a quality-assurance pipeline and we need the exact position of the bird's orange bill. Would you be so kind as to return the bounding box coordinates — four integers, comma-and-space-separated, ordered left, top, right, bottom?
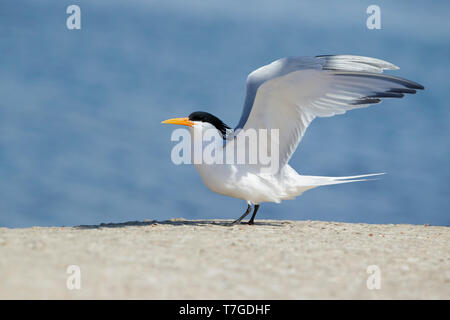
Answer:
161, 117, 194, 127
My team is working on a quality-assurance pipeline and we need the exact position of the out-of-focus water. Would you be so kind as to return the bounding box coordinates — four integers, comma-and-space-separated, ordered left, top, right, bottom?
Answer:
0, 1, 449, 227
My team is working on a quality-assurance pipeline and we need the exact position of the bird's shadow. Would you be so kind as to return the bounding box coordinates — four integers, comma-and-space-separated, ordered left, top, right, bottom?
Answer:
75, 219, 286, 229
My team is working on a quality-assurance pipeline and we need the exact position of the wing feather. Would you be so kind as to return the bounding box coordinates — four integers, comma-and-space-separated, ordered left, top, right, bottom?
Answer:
235, 55, 424, 172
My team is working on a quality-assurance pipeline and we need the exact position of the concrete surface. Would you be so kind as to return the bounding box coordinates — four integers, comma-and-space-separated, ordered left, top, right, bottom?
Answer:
0, 219, 449, 299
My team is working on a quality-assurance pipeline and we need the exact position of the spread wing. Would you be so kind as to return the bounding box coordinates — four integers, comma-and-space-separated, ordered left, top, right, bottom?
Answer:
235, 55, 424, 172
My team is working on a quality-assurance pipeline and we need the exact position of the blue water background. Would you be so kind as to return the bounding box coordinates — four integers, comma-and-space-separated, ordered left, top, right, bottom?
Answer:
1, 1, 449, 227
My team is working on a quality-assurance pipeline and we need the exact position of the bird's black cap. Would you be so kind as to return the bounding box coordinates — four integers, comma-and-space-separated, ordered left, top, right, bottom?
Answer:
188, 111, 230, 137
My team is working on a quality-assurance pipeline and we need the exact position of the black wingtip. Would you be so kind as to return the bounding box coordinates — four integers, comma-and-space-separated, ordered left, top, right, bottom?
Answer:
368, 92, 404, 99
351, 98, 382, 105
406, 81, 424, 90
388, 88, 417, 94
334, 72, 424, 91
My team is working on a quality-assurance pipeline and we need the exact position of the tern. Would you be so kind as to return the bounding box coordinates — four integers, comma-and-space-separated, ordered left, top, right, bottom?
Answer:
162, 55, 424, 225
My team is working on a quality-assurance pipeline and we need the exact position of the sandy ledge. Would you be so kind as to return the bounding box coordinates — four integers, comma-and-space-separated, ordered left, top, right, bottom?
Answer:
0, 219, 448, 299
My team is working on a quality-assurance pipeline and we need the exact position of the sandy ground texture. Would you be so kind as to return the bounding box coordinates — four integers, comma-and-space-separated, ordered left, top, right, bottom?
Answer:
0, 219, 449, 299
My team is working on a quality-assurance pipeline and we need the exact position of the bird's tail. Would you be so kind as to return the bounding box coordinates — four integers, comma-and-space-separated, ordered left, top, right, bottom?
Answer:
290, 172, 385, 196
303, 172, 385, 185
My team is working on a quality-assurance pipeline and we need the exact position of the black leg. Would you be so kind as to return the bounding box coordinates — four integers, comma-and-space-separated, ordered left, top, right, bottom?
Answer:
232, 204, 252, 225
248, 204, 260, 225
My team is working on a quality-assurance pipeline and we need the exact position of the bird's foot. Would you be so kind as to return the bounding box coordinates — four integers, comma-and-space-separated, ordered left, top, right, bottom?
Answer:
231, 218, 244, 225
230, 218, 255, 225
231, 204, 252, 226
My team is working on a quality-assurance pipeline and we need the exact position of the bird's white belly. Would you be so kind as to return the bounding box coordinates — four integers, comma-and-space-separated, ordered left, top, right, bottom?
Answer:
193, 163, 285, 204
